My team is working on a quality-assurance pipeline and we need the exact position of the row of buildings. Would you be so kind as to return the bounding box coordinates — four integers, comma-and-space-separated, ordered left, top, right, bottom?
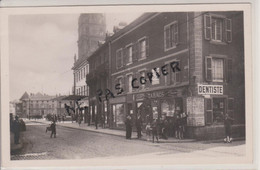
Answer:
74, 11, 245, 139
13, 92, 74, 119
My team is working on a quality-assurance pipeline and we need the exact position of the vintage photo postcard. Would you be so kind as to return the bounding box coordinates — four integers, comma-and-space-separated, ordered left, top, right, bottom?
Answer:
0, 3, 253, 169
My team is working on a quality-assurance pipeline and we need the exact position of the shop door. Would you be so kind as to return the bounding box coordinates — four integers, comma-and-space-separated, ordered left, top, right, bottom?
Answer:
213, 98, 226, 123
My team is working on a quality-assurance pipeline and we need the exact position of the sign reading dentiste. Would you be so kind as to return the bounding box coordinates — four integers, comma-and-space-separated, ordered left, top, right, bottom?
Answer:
198, 84, 223, 95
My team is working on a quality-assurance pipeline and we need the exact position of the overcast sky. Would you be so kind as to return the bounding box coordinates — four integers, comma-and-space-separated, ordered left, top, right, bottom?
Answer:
9, 13, 142, 101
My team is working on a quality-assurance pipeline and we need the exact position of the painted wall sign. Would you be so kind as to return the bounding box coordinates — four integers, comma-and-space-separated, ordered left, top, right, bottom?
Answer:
187, 97, 205, 126
198, 84, 223, 95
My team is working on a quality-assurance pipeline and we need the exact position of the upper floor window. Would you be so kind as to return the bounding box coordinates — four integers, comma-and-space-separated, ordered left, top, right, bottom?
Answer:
204, 14, 232, 43
164, 21, 178, 51
126, 45, 133, 64
139, 39, 146, 59
139, 71, 146, 89
137, 37, 149, 60
116, 49, 123, 69
211, 17, 223, 41
205, 56, 232, 82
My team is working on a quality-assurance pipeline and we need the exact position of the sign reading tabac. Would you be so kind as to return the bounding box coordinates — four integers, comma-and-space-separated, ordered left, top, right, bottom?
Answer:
198, 84, 223, 95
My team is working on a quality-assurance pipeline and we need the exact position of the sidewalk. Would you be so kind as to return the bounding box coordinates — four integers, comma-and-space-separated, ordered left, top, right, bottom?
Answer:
33, 119, 196, 143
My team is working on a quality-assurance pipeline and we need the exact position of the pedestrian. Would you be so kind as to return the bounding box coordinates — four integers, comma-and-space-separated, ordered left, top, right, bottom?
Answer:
145, 122, 152, 141
95, 114, 98, 129
13, 115, 20, 144
50, 120, 56, 138
162, 119, 168, 139
224, 113, 234, 143
176, 114, 182, 139
181, 112, 188, 139
125, 115, 132, 139
151, 119, 159, 143
136, 114, 142, 139
78, 115, 82, 126
101, 114, 105, 128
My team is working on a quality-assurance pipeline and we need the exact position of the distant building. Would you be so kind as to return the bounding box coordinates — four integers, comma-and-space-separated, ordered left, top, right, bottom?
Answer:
19, 92, 55, 118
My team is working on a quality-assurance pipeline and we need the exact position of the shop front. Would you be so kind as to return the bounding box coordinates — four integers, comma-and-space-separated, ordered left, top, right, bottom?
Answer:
133, 87, 187, 137
109, 96, 126, 129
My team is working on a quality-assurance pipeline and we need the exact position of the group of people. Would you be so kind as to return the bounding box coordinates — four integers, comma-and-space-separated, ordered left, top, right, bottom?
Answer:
125, 112, 234, 143
124, 112, 188, 142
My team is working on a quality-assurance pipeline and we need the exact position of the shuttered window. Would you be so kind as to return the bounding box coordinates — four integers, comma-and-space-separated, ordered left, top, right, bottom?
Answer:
116, 49, 123, 69
164, 21, 178, 50
204, 14, 232, 43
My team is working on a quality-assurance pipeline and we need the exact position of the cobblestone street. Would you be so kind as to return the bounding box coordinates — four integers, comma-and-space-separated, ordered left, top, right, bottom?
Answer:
11, 120, 246, 160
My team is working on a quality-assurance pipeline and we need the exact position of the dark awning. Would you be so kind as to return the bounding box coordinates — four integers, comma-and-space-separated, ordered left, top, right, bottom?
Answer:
61, 95, 87, 101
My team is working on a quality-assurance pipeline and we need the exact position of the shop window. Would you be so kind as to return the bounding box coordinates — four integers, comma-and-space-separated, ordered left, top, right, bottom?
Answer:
152, 68, 160, 85
204, 14, 232, 43
164, 21, 178, 51
161, 100, 175, 117
114, 104, 124, 127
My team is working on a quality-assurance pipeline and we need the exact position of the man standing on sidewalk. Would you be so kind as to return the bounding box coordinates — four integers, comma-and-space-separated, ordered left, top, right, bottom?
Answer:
13, 115, 20, 144
136, 114, 142, 139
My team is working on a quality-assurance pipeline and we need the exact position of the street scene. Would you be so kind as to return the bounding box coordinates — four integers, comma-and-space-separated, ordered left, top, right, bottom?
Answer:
8, 9, 247, 163
11, 119, 245, 160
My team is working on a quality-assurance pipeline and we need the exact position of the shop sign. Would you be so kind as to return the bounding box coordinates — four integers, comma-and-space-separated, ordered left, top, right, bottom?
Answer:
198, 84, 223, 95
147, 91, 164, 98
187, 97, 205, 126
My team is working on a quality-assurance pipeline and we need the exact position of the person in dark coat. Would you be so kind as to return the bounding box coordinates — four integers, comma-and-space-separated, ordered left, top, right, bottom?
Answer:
50, 121, 56, 138
136, 115, 142, 139
13, 116, 20, 144
162, 119, 169, 139
224, 113, 234, 143
151, 119, 160, 143
125, 115, 132, 139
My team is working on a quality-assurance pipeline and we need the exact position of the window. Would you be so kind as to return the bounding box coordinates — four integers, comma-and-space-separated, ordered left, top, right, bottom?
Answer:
139, 39, 146, 59
170, 60, 181, 84
204, 14, 232, 43
152, 68, 160, 85
116, 49, 123, 68
212, 58, 224, 82
164, 21, 178, 50
126, 45, 133, 64
126, 74, 132, 93
205, 56, 230, 82
139, 71, 146, 89
211, 17, 223, 41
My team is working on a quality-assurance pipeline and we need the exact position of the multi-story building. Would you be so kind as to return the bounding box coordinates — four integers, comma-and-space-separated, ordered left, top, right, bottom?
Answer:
72, 13, 106, 117
87, 11, 244, 139
86, 41, 110, 126
19, 92, 55, 118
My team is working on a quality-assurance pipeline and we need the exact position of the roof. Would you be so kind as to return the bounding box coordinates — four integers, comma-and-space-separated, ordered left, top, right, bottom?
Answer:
29, 92, 55, 101
61, 95, 87, 101
20, 92, 29, 100
51, 95, 68, 101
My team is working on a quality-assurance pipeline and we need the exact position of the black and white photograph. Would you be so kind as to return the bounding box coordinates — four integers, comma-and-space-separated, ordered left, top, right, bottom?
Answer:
0, 3, 254, 169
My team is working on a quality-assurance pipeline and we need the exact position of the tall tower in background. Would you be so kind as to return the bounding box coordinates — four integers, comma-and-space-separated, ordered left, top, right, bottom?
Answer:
72, 13, 106, 120
78, 13, 106, 60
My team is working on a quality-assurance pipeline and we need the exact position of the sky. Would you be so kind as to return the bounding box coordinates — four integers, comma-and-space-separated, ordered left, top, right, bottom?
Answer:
9, 13, 142, 101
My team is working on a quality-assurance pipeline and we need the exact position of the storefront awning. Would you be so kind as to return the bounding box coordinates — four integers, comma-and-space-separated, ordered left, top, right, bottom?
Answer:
61, 95, 87, 101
